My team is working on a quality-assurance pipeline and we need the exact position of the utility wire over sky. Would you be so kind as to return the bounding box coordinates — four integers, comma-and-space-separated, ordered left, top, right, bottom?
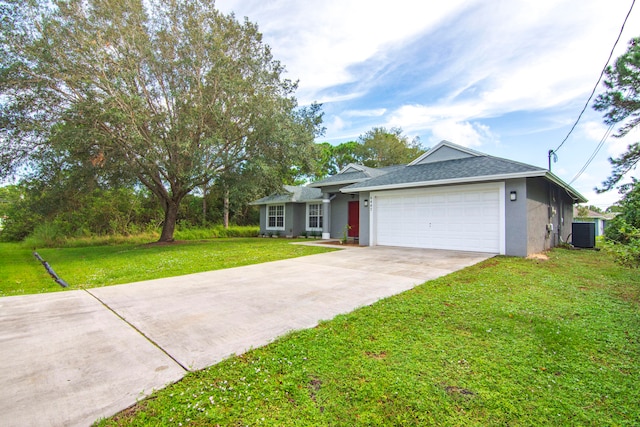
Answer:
548, 0, 635, 178
218, 0, 640, 208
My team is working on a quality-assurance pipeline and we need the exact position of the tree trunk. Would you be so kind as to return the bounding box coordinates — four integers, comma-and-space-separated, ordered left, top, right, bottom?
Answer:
159, 201, 179, 242
223, 188, 230, 229
202, 182, 207, 227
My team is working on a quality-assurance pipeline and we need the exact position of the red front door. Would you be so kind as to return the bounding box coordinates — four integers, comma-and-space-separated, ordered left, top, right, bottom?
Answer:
348, 201, 359, 238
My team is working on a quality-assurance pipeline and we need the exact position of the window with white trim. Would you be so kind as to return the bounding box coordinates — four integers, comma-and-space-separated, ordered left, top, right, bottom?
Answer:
267, 204, 285, 230
307, 203, 323, 231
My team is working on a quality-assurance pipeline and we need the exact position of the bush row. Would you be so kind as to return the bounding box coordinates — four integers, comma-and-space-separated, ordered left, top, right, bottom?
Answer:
21, 225, 260, 249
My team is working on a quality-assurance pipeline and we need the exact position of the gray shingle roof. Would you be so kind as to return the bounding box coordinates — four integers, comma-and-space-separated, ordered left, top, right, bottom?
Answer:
250, 185, 322, 205
573, 207, 616, 220
343, 156, 546, 191
309, 171, 370, 186
308, 164, 404, 187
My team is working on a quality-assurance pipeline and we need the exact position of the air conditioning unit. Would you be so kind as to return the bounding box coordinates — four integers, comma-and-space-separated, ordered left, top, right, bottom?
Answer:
572, 223, 595, 249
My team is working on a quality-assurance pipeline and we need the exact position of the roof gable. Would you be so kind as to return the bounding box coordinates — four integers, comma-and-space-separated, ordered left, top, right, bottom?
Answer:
309, 163, 395, 188
409, 140, 485, 165
340, 164, 366, 174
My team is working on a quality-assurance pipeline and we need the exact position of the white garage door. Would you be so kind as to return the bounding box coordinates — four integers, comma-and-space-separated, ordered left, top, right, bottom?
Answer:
372, 183, 504, 253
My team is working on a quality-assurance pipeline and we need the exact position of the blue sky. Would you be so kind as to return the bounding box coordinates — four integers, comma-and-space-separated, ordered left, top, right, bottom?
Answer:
217, 0, 640, 209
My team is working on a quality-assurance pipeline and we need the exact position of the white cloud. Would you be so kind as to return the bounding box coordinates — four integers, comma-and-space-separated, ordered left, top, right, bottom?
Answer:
429, 121, 497, 148
608, 127, 640, 158
579, 189, 622, 209
344, 109, 387, 118
215, 0, 640, 190
385, 104, 498, 147
217, 0, 640, 113
326, 115, 347, 133
217, 0, 474, 102
434, 1, 640, 114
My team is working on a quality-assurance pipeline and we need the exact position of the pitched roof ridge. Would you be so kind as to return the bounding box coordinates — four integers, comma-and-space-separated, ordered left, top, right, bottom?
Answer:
406, 154, 506, 168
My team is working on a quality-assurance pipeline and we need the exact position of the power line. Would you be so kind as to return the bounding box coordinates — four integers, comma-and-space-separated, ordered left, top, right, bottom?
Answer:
550, 0, 636, 158
569, 123, 614, 184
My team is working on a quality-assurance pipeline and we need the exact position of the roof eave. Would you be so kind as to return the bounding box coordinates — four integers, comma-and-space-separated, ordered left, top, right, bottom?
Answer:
250, 198, 323, 206
340, 171, 546, 193
544, 171, 588, 203
308, 178, 369, 188
340, 170, 588, 203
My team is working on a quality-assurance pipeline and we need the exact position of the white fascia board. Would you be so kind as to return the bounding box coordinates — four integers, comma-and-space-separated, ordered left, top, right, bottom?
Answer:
249, 199, 287, 206
341, 171, 549, 193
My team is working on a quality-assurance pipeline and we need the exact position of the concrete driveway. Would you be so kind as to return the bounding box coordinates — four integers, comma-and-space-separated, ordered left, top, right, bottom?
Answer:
0, 245, 494, 426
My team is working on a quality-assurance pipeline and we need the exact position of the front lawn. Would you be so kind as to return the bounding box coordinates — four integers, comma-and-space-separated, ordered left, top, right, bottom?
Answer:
98, 249, 640, 426
0, 239, 334, 296
0, 242, 55, 296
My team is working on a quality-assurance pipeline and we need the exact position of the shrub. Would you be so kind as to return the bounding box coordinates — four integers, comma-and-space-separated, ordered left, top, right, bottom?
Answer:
22, 222, 67, 248
605, 238, 640, 268
173, 225, 260, 240
604, 216, 639, 244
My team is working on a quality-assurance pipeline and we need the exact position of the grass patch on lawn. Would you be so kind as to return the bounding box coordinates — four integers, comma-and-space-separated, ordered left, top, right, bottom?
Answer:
0, 238, 333, 296
97, 249, 640, 426
20, 225, 260, 248
0, 243, 57, 296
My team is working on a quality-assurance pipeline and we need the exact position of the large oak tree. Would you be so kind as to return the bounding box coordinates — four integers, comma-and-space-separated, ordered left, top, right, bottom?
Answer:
0, 0, 322, 241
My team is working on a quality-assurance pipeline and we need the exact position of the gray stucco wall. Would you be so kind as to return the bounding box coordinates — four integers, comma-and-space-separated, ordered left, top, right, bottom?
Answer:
504, 178, 528, 257
527, 178, 551, 253
525, 177, 578, 254
555, 185, 575, 244
359, 192, 371, 246
510, 177, 577, 255
258, 203, 304, 236
329, 193, 352, 238
284, 204, 294, 236
291, 204, 306, 237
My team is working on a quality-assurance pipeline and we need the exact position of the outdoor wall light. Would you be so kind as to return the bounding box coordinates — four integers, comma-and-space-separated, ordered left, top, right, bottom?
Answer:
364, 199, 369, 207
510, 191, 517, 201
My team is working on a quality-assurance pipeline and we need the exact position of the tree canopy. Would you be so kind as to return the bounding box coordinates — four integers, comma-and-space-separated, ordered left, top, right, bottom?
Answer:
312, 127, 425, 179
593, 37, 640, 192
357, 127, 425, 168
604, 179, 640, 243
0, 0, 322, 241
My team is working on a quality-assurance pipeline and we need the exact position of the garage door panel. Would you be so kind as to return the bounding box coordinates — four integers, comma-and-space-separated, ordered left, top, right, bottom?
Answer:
374, 184, 502, 253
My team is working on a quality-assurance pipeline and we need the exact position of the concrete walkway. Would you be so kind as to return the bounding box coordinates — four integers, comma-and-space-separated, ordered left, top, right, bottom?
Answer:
0, 246, 493, 426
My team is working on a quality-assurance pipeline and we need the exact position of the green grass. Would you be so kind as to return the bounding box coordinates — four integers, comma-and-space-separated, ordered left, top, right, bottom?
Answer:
20, 225, 260, 248
97, 249, 640, 426
0, 243, 57, 296
0, 238, 332, 296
